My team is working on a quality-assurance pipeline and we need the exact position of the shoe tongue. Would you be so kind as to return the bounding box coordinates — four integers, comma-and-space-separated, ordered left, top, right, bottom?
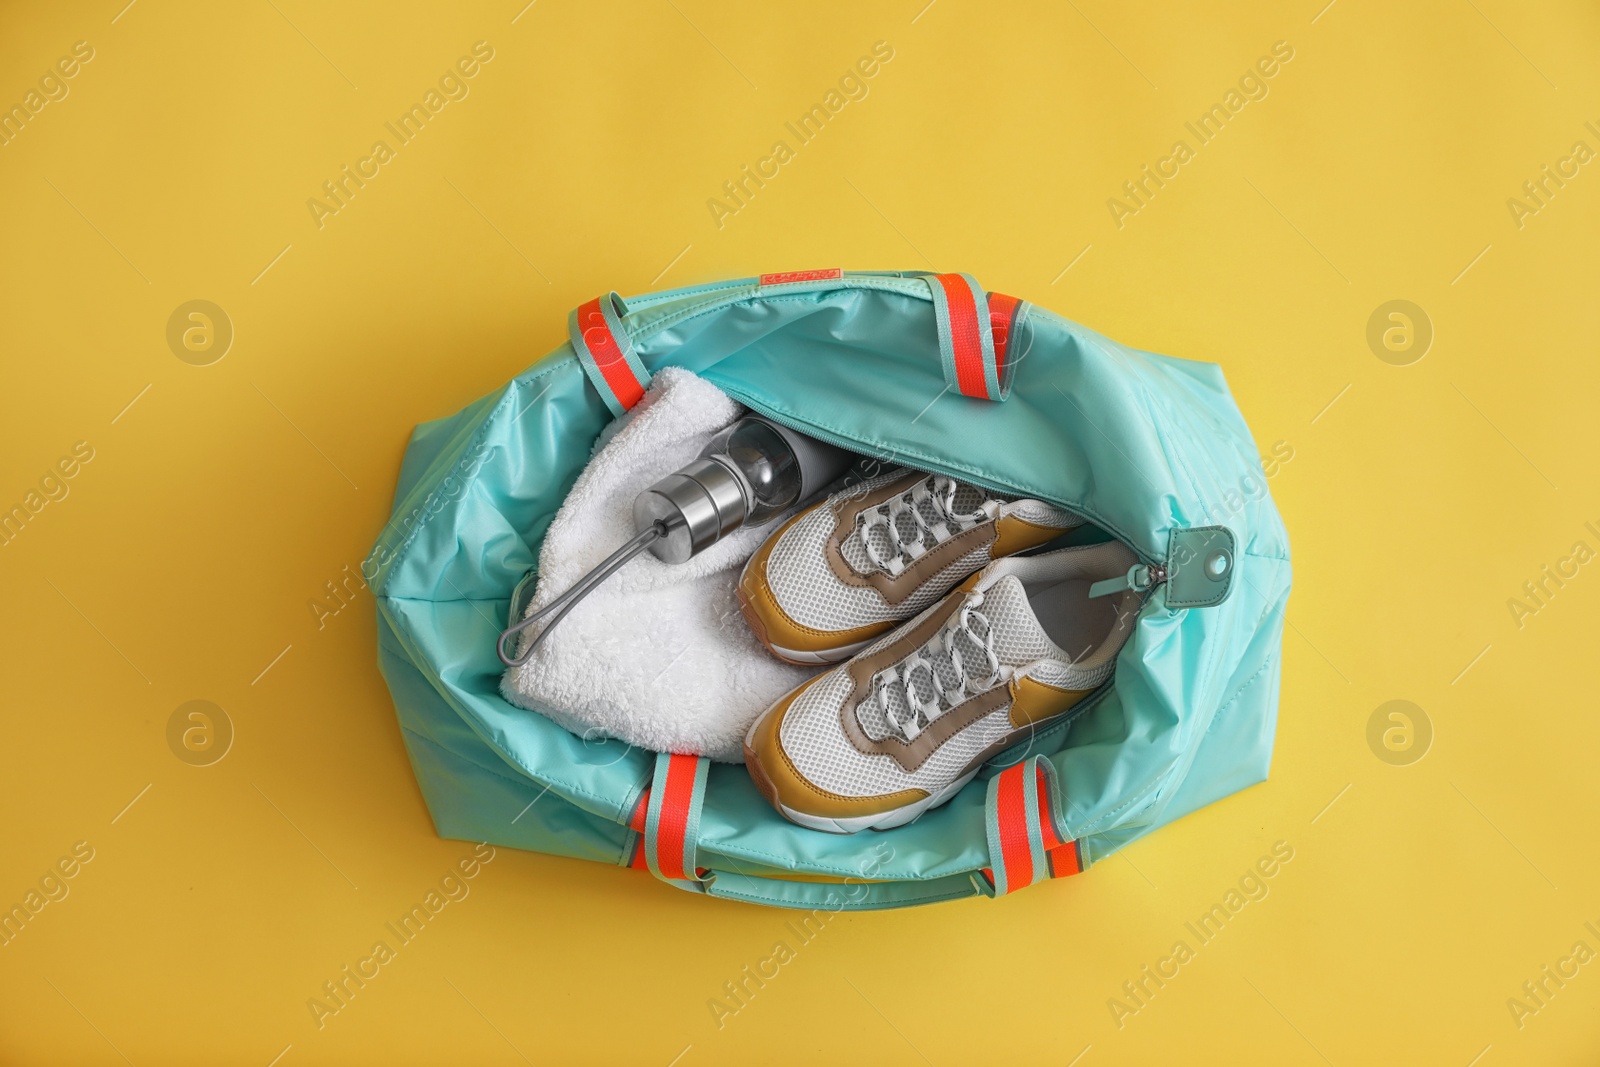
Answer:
976, 575, 1062, 668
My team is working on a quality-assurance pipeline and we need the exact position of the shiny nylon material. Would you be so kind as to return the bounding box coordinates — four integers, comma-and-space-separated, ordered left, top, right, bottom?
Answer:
371, 269, 1291, 910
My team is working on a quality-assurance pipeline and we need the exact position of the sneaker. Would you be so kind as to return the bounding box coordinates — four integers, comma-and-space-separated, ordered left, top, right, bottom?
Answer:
737, 468, 1085, 665
743, 541, 1141, 833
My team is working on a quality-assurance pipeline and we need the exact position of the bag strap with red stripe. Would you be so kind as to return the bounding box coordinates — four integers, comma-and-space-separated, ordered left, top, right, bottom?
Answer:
576, 273, 1026, 413
624, 752, 711, 890
924, 273, 1030, 403
569, 292, 651, 417
981, 755, 1081, 896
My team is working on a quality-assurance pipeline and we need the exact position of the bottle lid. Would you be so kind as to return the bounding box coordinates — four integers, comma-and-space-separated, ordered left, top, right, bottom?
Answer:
632, 457, 747, 564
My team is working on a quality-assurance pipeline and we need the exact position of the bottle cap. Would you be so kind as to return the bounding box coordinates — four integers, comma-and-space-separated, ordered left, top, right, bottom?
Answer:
633, 457, 747, 564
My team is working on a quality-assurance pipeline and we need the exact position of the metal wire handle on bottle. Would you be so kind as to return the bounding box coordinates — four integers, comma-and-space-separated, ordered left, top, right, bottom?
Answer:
496, 520, 670, 667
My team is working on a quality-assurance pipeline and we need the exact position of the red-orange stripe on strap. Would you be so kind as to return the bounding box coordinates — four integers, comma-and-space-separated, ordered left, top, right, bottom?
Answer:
988, 292, 1022, 378
1048, 840, 1081, 878
654, 754, 698, 881
1034, 764, 1080, 878
931, 273, 987, 398
575, 296, 646, 411
996, 764, 1035, 893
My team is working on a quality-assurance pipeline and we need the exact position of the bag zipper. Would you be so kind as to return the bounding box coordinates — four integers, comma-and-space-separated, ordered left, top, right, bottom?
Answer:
1087, 563, 1168, 599
715, 385, 1168, 571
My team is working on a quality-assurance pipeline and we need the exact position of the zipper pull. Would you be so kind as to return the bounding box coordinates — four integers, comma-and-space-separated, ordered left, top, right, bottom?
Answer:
1089, 563, 1167, 599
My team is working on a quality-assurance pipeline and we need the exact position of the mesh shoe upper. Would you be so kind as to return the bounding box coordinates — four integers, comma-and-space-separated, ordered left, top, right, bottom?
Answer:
766, 540, 1140, 805
757, 468, 1085, 636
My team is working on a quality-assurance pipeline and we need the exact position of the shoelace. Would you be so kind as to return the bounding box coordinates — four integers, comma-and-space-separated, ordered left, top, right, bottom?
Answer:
872, 593, 1003, 742
858, 475, 995, 575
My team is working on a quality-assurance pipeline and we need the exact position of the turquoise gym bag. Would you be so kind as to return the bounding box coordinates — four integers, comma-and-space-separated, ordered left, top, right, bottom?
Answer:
368, 269, 1291, 910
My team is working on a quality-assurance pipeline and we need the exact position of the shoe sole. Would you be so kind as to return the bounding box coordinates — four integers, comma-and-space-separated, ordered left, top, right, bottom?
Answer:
736, 584, 869, 666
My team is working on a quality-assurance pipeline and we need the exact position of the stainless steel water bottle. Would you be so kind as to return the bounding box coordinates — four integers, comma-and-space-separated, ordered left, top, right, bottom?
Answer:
632, 417, 855, 564
497, 416, 856, 665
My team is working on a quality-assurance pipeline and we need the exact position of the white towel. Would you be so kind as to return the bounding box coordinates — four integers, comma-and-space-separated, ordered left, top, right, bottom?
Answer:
499, 367, 814, 762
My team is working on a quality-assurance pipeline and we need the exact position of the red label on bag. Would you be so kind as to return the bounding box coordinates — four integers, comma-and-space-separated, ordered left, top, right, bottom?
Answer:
759, 268, 843, 286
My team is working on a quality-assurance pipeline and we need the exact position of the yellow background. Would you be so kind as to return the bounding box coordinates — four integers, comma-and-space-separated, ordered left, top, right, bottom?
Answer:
2, 0, 1598, 1063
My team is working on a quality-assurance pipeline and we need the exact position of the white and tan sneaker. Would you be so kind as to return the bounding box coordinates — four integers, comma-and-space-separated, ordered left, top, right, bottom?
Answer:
737, 468, 1085, 665
743, 541, 1141, 833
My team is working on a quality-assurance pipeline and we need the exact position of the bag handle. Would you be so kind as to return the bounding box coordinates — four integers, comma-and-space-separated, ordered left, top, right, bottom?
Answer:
569, 292, 651, 416
923, 273, 1030, 402
621, 751, 1079, 903
701, 868, 982, 909
981, 755, 1081, 895
576, 274, 1028, 413
624, 753, 711, 890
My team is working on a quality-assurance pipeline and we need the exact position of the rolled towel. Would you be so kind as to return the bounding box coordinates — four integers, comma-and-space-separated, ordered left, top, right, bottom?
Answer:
499, 367, 816, 762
